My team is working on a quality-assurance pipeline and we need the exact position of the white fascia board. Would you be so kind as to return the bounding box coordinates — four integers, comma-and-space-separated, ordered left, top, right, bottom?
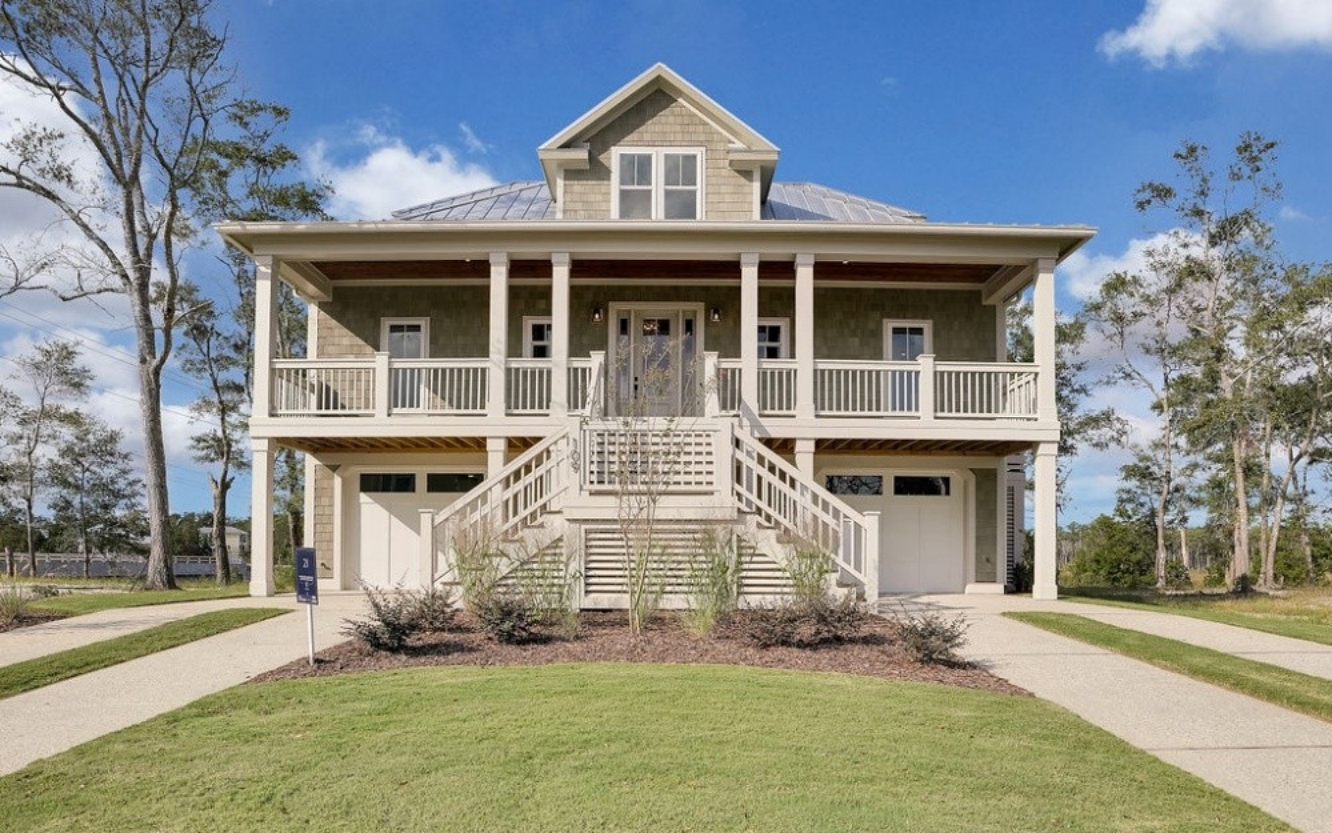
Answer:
537, 146, 591, 195
216, 220, 1096, 265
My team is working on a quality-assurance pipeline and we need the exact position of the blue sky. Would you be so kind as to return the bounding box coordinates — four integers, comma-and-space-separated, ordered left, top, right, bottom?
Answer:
3, 0, 1332, 522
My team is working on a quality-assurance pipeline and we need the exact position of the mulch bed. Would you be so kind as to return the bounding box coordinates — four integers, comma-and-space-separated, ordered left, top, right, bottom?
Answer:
0, 612, 68, 634
254, 610, 1028, 695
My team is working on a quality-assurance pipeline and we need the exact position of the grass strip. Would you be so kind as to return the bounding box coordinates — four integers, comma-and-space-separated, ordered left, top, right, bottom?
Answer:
1007, 611, 1332, 723
1062, 593, 1332, 647
28, 582, 251, 616
0, 608, 288, 700
0, 663, 1296, 832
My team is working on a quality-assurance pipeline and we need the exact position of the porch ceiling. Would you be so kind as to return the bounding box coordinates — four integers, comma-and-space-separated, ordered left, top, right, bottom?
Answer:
767, 437, 1034, 456
276, 436, 540, 455
308, 258, 1003, 285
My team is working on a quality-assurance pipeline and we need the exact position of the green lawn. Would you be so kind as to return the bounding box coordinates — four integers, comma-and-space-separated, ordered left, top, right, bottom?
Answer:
0, 608, 289, 700
1008, 612, 1332, 724
28, 581, 252, 616
0, 664, 1294, 832
1062, 587, 1332, 646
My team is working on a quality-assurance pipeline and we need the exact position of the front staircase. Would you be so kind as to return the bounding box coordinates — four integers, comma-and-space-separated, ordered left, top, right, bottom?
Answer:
427, 418, 880, 608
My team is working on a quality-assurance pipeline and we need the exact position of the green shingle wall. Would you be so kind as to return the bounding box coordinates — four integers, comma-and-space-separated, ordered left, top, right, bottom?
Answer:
316, 285, 995, 363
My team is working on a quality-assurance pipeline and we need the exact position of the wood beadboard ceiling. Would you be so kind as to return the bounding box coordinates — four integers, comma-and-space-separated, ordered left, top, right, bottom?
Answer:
310, 259, 1001, 285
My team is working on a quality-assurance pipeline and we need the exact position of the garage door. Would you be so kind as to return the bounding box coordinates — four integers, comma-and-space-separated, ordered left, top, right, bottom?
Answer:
830, 473, 965, 594
356, 472, 483, 588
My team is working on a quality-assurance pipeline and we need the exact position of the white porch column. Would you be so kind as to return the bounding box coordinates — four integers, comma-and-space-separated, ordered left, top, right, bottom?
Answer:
740, 252, 760, 418
487, 252, 509, 418
795, 253, 815, 419
418, 509, 435, 589
252, 256, 278, 418
1033, 441, 1058, 600
550, 252, 571, 417
487, 436, 508, 478
996, 301, 1009, 362
1033, 257, 1057, 422
795, 438, 815, 480
249, 437, 275, 597
863, 511, 881, 610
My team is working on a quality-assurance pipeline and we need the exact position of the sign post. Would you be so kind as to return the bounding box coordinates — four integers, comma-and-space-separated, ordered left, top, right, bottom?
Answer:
295, 547, 318, 666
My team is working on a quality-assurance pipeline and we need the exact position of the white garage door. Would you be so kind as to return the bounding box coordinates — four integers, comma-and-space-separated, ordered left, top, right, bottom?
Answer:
356, 472, 483, 589
831, 473, 966, 594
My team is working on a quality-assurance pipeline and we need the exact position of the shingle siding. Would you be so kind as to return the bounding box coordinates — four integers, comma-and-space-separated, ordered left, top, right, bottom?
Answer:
563, 89, 756, 221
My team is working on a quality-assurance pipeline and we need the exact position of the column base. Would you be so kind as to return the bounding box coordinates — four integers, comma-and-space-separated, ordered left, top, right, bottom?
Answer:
1032, 582, 1058, 601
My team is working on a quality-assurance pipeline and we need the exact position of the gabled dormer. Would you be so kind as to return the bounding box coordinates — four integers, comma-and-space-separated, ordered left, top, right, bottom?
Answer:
537, 63, 780, 221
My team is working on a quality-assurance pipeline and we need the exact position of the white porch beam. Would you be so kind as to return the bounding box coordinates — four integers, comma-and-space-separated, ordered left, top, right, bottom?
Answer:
795, 253, 815, 419
1033, 441, 1058, 600
249, 437, 275, 597
981, 264, 1032, 306
740, 252, 759, 419
551, 252, 570, 417
252, 256, 278, 419
279, 261, 332, 303
487, 252, 509, 418
1032, 257, 1058, 422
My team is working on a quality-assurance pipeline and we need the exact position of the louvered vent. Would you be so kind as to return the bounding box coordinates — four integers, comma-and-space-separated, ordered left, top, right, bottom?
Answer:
582, 524, 790, 596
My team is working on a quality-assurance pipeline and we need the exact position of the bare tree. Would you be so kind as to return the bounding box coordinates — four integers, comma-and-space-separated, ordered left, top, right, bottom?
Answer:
1, 0, 233, 589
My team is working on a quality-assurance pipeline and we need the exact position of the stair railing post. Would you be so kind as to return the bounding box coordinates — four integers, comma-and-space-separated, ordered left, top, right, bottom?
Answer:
863, 511, 880, 611
704, 351, 720, 417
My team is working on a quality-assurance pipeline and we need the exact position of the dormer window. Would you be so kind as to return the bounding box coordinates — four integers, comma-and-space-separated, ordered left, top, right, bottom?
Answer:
614, 148, 701, 219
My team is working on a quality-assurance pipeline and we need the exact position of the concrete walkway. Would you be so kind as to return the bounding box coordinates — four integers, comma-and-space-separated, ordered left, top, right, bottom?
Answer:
916, 593, 1332, 833
0, 592, 364, 776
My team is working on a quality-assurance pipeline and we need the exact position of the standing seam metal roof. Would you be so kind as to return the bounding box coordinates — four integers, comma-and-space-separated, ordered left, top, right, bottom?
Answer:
390, 181, 925, 224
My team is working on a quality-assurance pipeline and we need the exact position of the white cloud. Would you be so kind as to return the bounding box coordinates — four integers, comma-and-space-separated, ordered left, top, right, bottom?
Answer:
1278, 205, 1313, 222
458, 122, 491, 154
1100, 0, 1332, 65
1058, 232, 1176, 302
308, 123, 497, 220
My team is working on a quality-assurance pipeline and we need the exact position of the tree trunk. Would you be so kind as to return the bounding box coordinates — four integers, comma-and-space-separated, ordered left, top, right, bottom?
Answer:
210, 475, 231, 586
1228, 435, 1252, 590
1179, 526, 1190, 571
132, 285, 177, 591
24, 493, 36, 577
4, 546, 13, 578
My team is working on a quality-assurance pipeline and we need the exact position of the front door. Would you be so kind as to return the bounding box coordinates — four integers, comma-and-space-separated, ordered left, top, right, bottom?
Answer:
612, 308, 698, 417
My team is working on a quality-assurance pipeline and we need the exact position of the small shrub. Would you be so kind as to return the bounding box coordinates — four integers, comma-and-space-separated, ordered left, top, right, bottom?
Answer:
342, 582, 458, 652
682, 528, 744, 637
28, 584, 60, 599
0, 583, 30, 625
786, 543, 834, 605
475, 593, 539, 644
1162, 558, 1192, 591
897, 611, 970, 665
745, 594, 867, 649
1203, 558, 1228, 588
1009, 559, 1034, 593
410, 585, 459, 633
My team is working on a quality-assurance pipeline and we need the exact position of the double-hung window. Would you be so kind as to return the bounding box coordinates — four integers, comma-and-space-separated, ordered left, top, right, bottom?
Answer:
615, 149, 701, 219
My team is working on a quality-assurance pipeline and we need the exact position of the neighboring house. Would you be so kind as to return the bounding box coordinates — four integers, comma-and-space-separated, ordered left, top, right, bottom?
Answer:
199, 526, 251, 560
219, 64, 1088, 604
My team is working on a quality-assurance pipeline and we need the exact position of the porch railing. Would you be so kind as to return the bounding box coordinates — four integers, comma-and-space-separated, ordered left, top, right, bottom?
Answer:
267, 355, 1040, 420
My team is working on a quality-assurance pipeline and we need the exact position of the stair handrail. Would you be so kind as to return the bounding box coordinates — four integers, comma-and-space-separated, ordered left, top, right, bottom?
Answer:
432, 428, 570, 545
730, 425, 874, 592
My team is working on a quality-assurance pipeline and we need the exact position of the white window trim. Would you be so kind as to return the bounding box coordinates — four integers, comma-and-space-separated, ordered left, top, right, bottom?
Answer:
757, 317, 790, 359
611, 147, 705, 220
522, 315, 553, 359
380, 317, 430, 358
882, 319, 933, 361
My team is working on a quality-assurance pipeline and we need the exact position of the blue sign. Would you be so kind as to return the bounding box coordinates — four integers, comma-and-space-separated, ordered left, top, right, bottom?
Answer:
295, 547, 318, 605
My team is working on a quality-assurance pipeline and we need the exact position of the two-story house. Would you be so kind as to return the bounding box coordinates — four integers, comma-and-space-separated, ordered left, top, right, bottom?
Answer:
219, 64, 1088, 605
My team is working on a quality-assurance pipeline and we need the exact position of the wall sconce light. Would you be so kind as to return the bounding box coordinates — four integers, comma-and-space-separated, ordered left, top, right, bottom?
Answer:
709, 306, 722, 323
591, 304, 604, 323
